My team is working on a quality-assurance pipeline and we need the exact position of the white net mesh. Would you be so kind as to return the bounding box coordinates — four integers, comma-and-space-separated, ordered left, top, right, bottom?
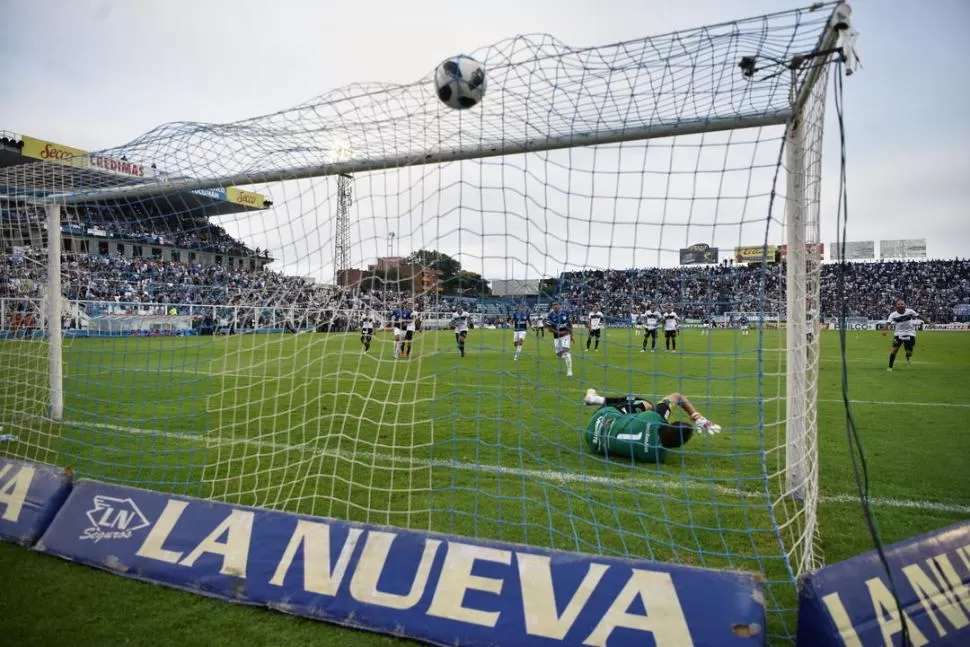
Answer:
0, 3, 840, 641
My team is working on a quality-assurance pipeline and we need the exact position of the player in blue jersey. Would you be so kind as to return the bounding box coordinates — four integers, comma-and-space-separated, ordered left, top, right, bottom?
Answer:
738, 315, 750, 335
544, 300, 574, 377
509, 303, 531, 361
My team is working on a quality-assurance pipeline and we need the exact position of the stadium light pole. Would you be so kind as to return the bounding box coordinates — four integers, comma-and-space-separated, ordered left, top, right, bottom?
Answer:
334, 173, 352, 285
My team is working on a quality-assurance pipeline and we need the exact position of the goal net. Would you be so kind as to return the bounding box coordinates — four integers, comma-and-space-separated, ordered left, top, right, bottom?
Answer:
1, 3, 841, 641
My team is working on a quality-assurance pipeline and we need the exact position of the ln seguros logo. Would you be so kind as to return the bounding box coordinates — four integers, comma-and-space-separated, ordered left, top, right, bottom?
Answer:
80, 495, 151, 543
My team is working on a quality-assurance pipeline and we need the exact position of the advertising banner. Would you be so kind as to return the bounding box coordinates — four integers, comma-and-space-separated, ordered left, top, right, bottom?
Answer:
880, 239, 927, 259
829, 241, 875, 261
735, 245, 777, 264
830, 317, 872, 331
778, 243, 825, 260
21, 135, 87, 167
21, 134, 153, 179
89, 155, 148, 178
39, 480, 766, 647
226, 187, 265, 209
191, 188, 228, 201
0, 458, 73, 547
798, 520, 970, 647
679, 243, 719, 265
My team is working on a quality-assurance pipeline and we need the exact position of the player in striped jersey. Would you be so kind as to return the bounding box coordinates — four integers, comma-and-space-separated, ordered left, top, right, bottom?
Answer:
662, 305, 679, 352
586, 304, 604, 352
738, 315, 750, 335
452, 308, 471, 358
582, 387, 721, 463
360, 312, 377, 352
544, 301, 574, 376
883, 299, 926, 371
509, 303, 531, 361
402, 305, 417, 359
531, 314, 544, 338
640, 303, 661, 352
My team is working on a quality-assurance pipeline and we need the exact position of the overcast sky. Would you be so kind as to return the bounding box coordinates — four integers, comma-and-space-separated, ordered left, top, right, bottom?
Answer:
2, 0, 968, 282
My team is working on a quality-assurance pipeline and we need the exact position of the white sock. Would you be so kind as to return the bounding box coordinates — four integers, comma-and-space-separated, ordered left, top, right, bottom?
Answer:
564, 353, 573, 373
514, 346, 521, 358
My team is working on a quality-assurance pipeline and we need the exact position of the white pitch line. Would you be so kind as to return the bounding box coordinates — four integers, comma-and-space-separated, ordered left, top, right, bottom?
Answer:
64, 366, 970, 409
56, 419, 970, 516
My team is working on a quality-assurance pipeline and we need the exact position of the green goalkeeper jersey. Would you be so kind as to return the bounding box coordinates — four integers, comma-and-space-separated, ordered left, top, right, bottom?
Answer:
584, 407, 667, 463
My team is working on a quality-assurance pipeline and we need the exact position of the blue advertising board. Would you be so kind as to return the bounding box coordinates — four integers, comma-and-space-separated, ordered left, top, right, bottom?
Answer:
798, 520, 970, 647
38, 480, 765, 646
0, 457, 73, 547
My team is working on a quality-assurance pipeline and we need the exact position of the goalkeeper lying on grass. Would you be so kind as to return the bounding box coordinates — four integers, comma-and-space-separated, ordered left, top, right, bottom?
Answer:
583, 388, 721, 463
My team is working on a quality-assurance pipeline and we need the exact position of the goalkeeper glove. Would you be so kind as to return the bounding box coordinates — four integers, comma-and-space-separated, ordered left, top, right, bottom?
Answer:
695, 417, 721, 435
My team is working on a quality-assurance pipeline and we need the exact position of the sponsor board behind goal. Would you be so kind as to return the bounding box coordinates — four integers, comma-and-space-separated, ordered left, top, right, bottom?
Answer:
37, 479, 766, 647
0, 458, 73, 547
924, 323, 970, 332
797, 519, 970, 647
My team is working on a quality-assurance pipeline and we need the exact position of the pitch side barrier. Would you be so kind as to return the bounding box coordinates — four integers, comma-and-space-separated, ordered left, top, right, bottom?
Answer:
0, 457, 73, 546
35, 478, 766, 647
798, 520, 970, 647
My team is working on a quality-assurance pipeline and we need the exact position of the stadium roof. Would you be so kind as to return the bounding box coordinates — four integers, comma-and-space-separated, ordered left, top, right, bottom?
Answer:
0, 131, 270, 219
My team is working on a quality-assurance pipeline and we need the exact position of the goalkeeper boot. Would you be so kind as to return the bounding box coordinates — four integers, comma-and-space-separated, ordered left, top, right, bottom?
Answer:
584, 388, 604, 406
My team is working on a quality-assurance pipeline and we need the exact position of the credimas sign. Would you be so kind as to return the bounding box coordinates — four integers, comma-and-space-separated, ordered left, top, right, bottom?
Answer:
21, 135, 146, 178
19, 134, 268, 208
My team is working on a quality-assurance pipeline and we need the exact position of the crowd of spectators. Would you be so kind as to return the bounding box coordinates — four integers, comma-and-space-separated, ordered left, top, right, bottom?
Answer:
556, 260, 969, 323
1, 244, 968, 329
558, 265, 778, 320
819, 260, 969, 323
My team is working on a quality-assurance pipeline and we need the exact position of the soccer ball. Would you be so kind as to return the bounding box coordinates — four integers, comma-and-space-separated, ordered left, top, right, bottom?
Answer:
434, 55, 486, 110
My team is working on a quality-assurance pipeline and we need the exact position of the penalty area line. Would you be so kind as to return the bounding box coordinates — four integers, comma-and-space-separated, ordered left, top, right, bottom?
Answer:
53, 418, 970, 516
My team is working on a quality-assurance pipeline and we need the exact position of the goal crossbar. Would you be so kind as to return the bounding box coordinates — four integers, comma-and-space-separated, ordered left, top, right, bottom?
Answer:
40, 112, 792, 206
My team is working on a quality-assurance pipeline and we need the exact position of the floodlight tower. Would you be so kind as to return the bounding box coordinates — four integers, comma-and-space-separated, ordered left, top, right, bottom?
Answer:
334, 173, 352, 284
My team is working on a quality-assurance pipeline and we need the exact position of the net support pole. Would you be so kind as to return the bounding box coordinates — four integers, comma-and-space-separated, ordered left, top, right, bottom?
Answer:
784, 116, 808, 501
46, 202, 64, 421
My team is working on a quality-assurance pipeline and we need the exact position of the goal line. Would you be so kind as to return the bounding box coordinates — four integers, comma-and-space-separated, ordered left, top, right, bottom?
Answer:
27, 416, 970, 516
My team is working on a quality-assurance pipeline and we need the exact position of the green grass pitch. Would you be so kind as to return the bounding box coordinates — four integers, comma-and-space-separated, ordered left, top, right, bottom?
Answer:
1, 327, 968, 645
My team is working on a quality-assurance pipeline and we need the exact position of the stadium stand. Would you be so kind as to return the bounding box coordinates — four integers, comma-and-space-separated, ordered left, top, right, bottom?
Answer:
2, 240, 968, 332
556, 262, 969, 323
